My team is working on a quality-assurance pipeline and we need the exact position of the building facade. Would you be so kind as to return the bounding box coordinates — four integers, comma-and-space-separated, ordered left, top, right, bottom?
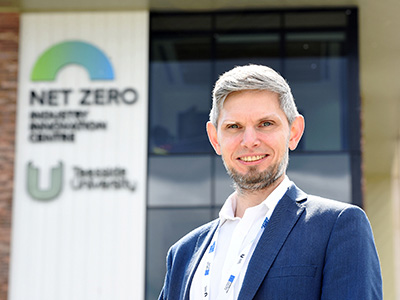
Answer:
0, 0, 399, 299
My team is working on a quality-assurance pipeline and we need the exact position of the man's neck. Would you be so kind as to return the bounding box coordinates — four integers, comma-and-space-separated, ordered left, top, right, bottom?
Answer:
234, 176, 284, 218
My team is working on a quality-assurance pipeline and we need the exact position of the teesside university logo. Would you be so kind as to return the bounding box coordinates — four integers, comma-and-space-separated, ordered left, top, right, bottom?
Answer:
27, 40, 137, 201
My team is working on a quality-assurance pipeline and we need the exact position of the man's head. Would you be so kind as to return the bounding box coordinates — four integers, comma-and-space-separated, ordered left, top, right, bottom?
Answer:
206, 65, 304, 192
209, 64, 299, 127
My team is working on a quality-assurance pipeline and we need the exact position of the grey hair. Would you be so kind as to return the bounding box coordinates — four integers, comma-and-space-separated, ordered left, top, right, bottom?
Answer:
209, 64, 299, 127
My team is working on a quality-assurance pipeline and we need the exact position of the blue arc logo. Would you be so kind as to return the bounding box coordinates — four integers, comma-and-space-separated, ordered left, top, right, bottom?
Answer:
31, 40, 115, 81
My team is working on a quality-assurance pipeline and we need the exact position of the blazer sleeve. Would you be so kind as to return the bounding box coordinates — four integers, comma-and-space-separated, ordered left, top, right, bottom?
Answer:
321, 205, 382, 299
158, 247, 173, 300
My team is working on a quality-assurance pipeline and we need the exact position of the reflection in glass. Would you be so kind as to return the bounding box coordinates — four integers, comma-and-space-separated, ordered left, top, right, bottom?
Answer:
214, 155, 234, 206
151, 14, 212, 31
287, 153, 351, 203
150, 36, 212, 154
215, 33, 281, 77
148, 156, 212, 207
285, 32, 347, 151
215, 12, 281, 30
147, 10, 360, 300
146, 208, 213, 300
284, 11, 347, 28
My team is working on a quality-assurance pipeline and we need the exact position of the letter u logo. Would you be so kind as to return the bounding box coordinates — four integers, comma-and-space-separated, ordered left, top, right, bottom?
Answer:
27, 161, 63, 201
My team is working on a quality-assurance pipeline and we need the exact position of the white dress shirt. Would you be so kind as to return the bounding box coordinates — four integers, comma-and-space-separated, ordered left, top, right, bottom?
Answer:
190, 176, 292, 300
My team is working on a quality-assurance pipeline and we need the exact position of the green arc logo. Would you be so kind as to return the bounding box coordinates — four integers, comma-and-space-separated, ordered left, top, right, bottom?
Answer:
31, 40, 115, 81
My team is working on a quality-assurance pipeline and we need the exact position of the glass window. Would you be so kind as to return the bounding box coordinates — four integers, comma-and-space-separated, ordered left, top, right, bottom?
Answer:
215, 12, 281, 30
150, 35, 213, 154
287, 153, 352, 203
146, 208, 213, 300
151, 14, 212, 31
285, 32, 348, 151
284, 11, 348, 28
147, 9, 360, 300
148, 155, 212, 207
215, 33, 281, 76
214, 155, 234, 206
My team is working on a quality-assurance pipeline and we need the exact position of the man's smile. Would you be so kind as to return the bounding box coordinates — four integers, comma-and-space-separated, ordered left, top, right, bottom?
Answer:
238, 154, 268, 163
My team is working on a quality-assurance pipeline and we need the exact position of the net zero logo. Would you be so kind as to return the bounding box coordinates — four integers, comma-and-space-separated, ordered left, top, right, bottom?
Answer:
31, 40, 115, 81
29, 40, 138, 108
26, 40, 138, 201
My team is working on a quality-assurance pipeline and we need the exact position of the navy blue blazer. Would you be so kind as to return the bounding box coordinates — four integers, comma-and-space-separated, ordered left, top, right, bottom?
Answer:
158, 184, 382, 300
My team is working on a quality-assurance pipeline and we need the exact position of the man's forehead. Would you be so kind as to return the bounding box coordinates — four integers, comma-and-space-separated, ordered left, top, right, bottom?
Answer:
215, 90, 288, 126
221, 90, 280, 111
224, 89, 278, 99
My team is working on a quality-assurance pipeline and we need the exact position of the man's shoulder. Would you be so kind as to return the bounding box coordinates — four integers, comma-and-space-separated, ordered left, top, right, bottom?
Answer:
169, 218, 219, 254
299, 193, 368, 223
287, 183, 367, 220
177, 218, 219, 244
304, 194, 353, 209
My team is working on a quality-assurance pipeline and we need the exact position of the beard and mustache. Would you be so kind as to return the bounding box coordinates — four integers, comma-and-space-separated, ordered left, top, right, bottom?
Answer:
223, 148, 289, 193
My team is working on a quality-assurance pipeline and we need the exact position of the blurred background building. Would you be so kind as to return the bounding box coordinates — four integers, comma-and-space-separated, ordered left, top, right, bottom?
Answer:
0, 0, 399, 299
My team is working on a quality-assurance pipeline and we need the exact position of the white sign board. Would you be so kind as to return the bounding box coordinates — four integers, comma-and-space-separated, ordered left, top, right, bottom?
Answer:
10, 12, 149, 300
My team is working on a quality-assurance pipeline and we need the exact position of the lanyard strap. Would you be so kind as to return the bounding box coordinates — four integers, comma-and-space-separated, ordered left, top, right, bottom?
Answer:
201, 216, 269, 299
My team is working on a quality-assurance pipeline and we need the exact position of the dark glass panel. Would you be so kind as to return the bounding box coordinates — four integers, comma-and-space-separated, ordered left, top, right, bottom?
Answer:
150, 35, 213, 154
287, 153, 351, 203
214, 155, 234, 206
151, 14, 212, 31
146, 208, 213, 300
215, 33, 282, 76
152, 36, 212, 61
285, 32, 347, 151
284, 11, 348, 28
148, 155, 212, 207
216, 13, 280, 30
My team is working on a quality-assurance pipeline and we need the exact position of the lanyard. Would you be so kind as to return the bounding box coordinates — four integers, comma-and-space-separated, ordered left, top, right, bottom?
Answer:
201, 215, 269, 299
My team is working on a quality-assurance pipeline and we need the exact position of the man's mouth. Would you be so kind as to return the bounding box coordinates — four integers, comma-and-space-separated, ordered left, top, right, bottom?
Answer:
239, 155, 267, 162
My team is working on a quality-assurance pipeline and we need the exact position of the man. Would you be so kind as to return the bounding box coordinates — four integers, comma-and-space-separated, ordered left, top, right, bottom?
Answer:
158, 65, 382, 300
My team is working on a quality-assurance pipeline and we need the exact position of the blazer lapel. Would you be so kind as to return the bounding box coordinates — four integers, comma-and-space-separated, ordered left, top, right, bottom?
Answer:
183, 220, 219, 300
238, 185, 307, 300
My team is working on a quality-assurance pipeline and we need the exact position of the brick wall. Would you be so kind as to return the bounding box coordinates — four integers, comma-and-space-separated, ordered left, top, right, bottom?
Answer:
0, 12, 19, 300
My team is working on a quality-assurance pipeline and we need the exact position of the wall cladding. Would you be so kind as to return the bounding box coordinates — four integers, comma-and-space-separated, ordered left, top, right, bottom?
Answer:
0, 12, 19, 300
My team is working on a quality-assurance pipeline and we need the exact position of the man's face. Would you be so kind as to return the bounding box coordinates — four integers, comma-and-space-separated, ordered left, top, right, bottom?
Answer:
207, 90, 304, 191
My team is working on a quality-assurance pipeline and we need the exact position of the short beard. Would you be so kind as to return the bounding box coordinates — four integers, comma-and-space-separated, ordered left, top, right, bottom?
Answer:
224, 149, 289, 193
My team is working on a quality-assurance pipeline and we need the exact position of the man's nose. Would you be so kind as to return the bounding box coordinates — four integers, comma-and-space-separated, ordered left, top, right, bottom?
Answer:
240, 127, 260, 148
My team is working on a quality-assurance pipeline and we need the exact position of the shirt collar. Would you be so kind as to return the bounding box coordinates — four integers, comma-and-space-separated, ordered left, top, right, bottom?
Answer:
219, 176, 292, 222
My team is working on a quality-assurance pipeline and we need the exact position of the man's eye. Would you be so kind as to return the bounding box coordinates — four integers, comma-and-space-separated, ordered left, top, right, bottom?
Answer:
228, 124, 239, 129
261, 121, 272, 127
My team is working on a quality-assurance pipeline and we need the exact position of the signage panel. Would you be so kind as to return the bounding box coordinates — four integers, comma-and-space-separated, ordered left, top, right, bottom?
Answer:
10, 12, 149, 300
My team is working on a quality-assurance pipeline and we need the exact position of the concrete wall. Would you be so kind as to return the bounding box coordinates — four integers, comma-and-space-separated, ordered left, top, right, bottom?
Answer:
358, 1, 400, 299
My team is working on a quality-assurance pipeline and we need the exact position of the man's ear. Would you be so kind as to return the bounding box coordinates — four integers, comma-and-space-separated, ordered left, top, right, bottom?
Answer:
288, 115, 305, 151
206, 121, 221, 155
